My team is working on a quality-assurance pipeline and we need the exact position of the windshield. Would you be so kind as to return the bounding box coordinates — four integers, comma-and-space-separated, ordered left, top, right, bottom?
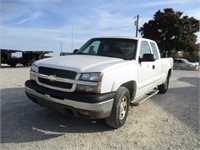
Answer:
77, 38, 137, 60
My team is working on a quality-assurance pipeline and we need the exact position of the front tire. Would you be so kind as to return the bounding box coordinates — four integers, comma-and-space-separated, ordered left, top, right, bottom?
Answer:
105, 87, 130, 129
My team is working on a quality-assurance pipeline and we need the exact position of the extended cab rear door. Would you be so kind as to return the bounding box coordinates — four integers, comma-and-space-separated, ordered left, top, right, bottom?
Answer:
149, 41, 162, 86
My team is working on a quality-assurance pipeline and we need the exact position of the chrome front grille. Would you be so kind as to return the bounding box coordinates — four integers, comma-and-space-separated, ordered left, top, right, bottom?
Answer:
37, 67, 77, 91
38, 78, 73, 89
38, 67, 77, 79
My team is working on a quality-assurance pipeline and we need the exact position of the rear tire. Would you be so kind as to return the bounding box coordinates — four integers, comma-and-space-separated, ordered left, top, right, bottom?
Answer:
105, 87, 130, 129
158, 73, 170, 94
10, 63, 16, 67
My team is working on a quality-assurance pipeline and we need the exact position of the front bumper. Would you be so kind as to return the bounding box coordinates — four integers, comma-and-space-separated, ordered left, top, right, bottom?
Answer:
25, 80, 115, 119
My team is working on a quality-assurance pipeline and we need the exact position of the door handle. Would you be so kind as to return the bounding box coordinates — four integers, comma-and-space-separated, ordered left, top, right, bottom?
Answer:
152, 65, 155, 69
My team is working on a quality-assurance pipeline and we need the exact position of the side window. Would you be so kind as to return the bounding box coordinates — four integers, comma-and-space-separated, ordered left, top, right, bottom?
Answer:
150, 42, 159, 60
178, 60, 182, 63
140, 41, 151, 58
82, 41, 100, 54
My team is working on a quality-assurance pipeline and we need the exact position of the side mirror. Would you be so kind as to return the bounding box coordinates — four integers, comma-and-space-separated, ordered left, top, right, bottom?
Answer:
140, 54, 155, 62
73, 49, 79, 54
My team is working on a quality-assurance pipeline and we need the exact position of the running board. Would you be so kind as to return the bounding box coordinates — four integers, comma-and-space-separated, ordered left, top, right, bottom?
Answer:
131, 90, 159, 106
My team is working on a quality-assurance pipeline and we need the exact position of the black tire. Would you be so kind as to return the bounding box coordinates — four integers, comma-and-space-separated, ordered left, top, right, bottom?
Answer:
105, 87, 130, 129
23, 63, 27, 67
158, 73, 170, 94
10, 63, 16, 67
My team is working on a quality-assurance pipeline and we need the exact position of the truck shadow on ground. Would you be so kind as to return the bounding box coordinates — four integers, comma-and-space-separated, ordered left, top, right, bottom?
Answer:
152, 76, 199, 134
1, 88, 111, 144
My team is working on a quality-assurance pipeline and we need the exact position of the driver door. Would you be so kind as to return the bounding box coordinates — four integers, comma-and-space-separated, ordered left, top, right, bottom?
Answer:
137, 41, 155, 97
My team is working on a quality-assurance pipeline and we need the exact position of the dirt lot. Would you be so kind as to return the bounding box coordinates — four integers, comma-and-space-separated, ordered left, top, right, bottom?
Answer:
0, 68, 199, 150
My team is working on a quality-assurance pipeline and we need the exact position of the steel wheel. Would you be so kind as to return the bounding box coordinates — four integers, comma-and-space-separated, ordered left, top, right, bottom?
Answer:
119, 97, 128, 120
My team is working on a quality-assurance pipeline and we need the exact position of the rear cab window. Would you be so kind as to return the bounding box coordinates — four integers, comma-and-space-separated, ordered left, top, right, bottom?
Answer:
150, 42, 160, 60
139, 41, 152, 58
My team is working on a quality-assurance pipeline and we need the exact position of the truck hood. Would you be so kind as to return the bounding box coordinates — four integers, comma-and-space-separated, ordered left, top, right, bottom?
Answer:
35, 55, 131, 73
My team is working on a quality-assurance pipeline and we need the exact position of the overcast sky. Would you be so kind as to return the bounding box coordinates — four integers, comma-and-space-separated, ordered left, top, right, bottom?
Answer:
1, 0, 199, 56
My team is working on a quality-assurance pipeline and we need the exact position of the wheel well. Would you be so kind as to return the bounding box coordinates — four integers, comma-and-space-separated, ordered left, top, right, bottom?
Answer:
121, 81, 136, 100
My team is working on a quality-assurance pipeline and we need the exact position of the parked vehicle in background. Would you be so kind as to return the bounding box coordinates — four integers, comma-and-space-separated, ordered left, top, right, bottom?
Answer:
0, 49, 22, 67
22, 51, 53, 66
174, 58, 199, 71
0, 49, 52, 67
25, 37, 173, 128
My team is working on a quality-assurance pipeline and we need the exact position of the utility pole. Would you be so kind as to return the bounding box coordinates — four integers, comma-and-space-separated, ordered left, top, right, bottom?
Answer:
135, 15, 139, 37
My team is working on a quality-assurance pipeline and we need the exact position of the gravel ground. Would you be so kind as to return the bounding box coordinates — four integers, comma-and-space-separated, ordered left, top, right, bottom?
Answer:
0, 67, 199, 150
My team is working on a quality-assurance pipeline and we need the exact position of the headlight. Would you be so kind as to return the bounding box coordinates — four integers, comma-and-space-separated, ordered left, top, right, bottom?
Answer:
31, 63, 38, 72
80, 72, 102, 82
30, 63, 38, 81
77, 72, 102, 93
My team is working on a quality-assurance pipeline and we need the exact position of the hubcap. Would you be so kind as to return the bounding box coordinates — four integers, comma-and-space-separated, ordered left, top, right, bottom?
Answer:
119, 97, 128, 120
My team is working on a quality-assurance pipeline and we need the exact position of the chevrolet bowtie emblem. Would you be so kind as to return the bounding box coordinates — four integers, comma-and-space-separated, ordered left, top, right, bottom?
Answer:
48, 75, 56, 82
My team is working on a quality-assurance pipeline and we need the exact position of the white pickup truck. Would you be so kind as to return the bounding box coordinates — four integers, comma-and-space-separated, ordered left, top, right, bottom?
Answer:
25, 37, 173, 128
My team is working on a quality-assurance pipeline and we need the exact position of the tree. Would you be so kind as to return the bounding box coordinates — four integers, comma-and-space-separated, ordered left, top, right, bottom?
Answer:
140, 8, 199, 57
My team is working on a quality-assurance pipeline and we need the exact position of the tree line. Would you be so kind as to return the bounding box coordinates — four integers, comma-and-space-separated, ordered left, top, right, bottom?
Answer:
140, 8, 199, 61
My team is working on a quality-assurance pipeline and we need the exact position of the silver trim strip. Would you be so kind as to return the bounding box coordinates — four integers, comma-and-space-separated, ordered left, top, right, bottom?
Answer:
25, 87, 114, 112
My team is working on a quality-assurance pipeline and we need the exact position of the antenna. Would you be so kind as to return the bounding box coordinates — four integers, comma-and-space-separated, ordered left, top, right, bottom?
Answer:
71, 25, 74, 51
60, 41, 63, 53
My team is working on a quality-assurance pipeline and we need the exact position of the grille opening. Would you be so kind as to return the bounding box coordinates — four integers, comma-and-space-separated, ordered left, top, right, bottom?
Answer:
50, 95, 64, 100
38, 78, 73, 89
35, 90, 45, 95
38, 67, 77, 79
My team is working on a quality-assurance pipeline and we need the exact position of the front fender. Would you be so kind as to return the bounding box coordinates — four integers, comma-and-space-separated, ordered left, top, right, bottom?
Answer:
111, 77, 135, 92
